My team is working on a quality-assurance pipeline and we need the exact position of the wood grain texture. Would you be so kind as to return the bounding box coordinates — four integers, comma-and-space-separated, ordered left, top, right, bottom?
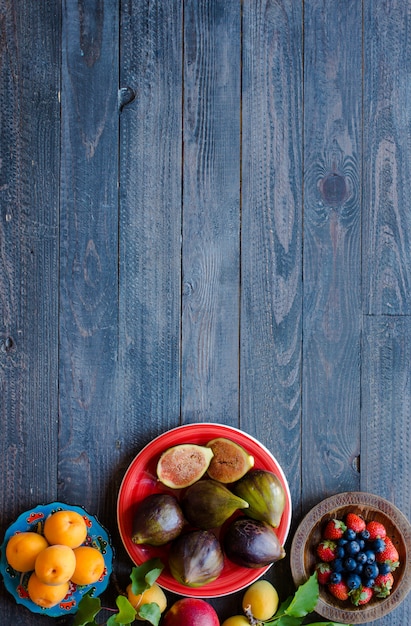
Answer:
119, 0, 182, 452
362, 316, 411, 625
241, 0, 302, 508
0, 0, 61, 623
181, 0, 241, 425
58, 0, 120, 523
0, 0, 60, 519
241, 0, 303, 600
363, 0, 411, 315
302, 0, 362, 510
2, 2, 411, 624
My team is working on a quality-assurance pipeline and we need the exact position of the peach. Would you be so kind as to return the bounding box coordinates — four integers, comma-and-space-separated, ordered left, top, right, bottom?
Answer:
35, 544, 76, 585
162, 598, 220, 626
44, 509, 88, 548
5, 532, 49, 572
71, 546, 105, 586
27, 572, 69, 608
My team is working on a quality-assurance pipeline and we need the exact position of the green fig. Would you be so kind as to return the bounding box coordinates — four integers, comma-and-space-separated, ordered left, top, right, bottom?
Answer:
233, 469, 285, 527
181, 479, 249, 529
223, 517, 286, 568
168, 530, 224, 587
132, 493, 185, 546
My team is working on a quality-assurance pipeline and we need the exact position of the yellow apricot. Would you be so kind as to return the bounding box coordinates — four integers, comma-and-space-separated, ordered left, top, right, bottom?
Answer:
35, 544, 76, 585
44, 510, 88, 548
71, 546, 105, 585
242, 580, 279, 621
6, 532, 49, 572
126, 582, 167, 619
27, 572, 69, 608
221, 617, 250, 626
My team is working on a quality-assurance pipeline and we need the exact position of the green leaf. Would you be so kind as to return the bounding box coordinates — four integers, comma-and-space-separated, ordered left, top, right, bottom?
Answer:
130, 558, 164, 595
285, 573, 319, 618
273, 616, 303, 626
73, 593, 101, 626
275, 595, 293, 616
303, 623, 352, 625
114, 594, 137, 624
138, 601, 162, 626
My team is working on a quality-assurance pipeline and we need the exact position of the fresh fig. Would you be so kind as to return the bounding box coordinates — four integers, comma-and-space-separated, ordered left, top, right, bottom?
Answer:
233, 469, 285, 527
181, 479, 249, 529
206, 437, 254, 483
157, 444, 214, 488
223, 517, 285, 568
132, 493, 185, 546
168, 530, 224, 587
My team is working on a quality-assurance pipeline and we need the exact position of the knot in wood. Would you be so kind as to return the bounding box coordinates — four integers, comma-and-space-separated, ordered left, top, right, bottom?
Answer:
320, 172, 347, 205
118, 86, 136, 111
1, 336, 14, 353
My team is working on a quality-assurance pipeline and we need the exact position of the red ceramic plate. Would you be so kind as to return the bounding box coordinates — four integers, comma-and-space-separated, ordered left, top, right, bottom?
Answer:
117, 423, 292, 597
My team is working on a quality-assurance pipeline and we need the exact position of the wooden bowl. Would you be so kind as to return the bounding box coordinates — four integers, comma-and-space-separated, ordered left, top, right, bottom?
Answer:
290, 492, 411, 624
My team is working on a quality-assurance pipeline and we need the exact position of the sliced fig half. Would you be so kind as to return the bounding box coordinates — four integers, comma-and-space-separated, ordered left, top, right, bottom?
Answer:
206, 437, 254, 483
156, 443, 214, 489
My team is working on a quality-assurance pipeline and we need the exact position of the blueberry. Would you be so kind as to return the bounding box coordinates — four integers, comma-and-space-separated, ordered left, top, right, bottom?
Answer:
360, 529, 371, 540
364, 563, 379, 580
378, 562, 392, 575
332, 558, 344, 573
365, 549, 376, 564
336, 546, 345, 559
362, 578, 375, 588
344, 557, 357, 572
329, 571, 342, 584
337, 538, 348, 547
344, 529, 357, 541
373, 538, 386, 553
356, 551, 367, 564
346, 573, 362, 590
358, 539, 365, 549
345, 540, 361, 556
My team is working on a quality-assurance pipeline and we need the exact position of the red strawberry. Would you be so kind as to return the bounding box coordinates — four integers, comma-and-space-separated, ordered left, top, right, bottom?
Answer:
328, 580, 349, 601
366, 520, 387, 540
316, 540, 337, 562
374, 572, 394, 598
345, 512, 366, 533
323, 518, 347, 540
376, 537, 400, 570
316, 561, 333, 585
351, 585, 373, 606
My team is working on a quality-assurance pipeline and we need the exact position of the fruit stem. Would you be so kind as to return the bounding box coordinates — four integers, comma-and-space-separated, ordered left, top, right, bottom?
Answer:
243, 604, 264, 626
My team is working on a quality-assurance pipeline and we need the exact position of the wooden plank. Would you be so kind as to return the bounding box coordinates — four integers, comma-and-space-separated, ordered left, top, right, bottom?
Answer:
0, 0, 60, 622
241, 0, 303, 510
181, 0, 241, 425
363, 0, 411, 315
118, 0, 182, 452
58, 0, 120, 524
362, 316, 411, 625
241, 0, 303, 599
302, 0, 362, 509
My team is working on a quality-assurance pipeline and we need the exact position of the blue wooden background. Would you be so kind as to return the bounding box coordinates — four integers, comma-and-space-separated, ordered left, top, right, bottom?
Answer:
1, 1, 411, 624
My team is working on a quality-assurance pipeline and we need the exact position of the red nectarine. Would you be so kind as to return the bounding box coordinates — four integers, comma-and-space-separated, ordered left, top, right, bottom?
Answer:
162, 597, 220, 626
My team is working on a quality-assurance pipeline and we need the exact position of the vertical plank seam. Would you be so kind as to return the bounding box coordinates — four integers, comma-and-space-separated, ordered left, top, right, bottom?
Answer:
57, 0, 64, 499
180, 0, 185, 425
239, 0, 243, 430
300, 0, 305, 519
